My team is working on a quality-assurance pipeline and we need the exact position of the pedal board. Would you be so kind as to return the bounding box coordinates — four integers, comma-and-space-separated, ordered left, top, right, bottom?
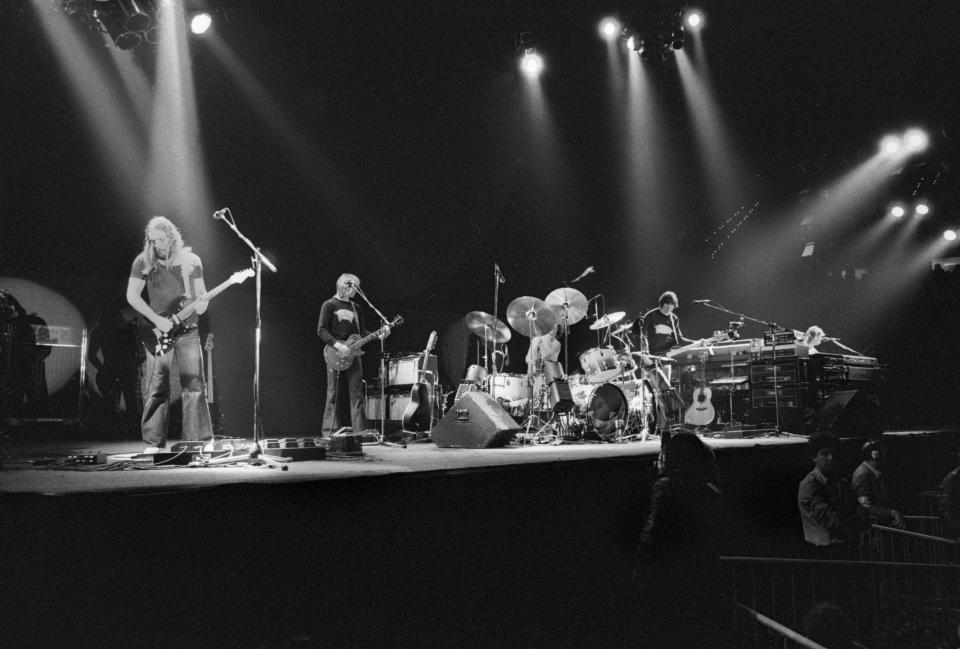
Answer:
262, 437, 328, 461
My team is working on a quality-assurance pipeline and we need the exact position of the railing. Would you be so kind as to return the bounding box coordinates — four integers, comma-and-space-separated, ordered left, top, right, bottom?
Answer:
860, 520, 960, 564
722, 555, 960, 649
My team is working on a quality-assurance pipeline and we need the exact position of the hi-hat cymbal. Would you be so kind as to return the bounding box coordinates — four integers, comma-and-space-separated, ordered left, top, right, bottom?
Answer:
506, 296, 557, 337
544, 287, 588, 326
464, 311, 511, 343
611, 322, 633, 335
588, 311, 626, 331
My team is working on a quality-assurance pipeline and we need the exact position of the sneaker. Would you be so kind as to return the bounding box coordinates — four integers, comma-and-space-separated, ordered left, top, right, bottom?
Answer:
142, 446, 163, 455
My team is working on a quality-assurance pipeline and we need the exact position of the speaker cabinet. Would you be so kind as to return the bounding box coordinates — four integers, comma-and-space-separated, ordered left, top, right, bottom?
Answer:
431, 392, 521, 448
811, 389, 882, 437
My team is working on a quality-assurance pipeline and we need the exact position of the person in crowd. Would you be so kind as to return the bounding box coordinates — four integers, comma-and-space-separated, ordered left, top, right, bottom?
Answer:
631, 431, 722, 648
798, 432, 864, 557
851, 440, 904, 528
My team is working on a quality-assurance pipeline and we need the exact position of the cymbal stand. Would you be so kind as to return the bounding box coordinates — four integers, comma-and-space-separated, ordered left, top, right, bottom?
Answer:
491, 263, 505, 400
353, 284, 401, 447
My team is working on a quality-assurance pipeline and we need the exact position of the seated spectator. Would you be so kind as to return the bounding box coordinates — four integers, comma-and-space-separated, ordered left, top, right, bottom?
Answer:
851, 440, 904, 528
798, 433, 864, 555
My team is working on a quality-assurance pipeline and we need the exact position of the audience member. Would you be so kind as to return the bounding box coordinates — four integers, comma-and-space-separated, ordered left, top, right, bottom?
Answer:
851, 440, 904, 528
798, 433, 864, 557
631, 431, 722, 648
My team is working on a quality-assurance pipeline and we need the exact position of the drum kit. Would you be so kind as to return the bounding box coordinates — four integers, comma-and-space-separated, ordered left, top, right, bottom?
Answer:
462, 287, 661, 444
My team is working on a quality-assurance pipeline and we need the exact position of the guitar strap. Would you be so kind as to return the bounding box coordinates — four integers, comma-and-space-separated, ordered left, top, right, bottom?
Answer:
350, 301, 362, 336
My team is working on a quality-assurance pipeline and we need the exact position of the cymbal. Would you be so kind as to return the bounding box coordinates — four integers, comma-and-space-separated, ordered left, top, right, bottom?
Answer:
464, 311, 511, 343
544, 287, 588, 326
611, 322, 633, 335
505, 296, 557, 337
588, 311, 625, 331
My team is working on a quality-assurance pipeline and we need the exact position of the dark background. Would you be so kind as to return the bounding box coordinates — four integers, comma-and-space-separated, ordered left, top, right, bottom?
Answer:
2, 0, 958, 435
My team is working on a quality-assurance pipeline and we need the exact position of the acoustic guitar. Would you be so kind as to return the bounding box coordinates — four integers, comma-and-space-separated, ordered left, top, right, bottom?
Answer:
323, 315, 404, 372
683, 350, 716, 427
402, 331, 438, 432
140, 268, 254, 356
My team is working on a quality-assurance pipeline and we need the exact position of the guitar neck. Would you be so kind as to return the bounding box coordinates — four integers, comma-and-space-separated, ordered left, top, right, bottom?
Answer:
174, 277, 237, 321
350, 325, 389, 350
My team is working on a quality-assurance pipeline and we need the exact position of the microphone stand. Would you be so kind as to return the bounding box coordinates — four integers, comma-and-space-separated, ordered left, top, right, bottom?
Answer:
353, 284, 401, 447
213, 208, 287, 464
491, 264, 504, 400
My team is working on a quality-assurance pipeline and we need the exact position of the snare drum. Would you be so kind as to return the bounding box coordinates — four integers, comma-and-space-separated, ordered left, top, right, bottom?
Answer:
464, 364, 488, 385
579, 347, 623, 383
490, 372, 530, 402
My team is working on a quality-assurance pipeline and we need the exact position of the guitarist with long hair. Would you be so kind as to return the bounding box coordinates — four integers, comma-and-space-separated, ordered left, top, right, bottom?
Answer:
316, 273, 391, 436
126, 216, 213, 454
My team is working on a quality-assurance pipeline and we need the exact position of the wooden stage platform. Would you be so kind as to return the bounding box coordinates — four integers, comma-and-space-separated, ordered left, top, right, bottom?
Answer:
2, 428, 957, 648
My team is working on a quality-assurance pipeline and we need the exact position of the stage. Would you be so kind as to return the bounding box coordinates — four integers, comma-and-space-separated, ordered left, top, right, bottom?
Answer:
2, 427, 957, 648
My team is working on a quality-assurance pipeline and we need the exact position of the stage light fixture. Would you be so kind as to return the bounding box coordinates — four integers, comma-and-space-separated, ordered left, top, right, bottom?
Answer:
671, 28, 686, 49
90, 0, 157, 50
598, 17, 621, 41
914, 202, 930, 217
904, 128, 930, 153
879, 134, 901, 155
520, 51, 544, 78
890, 204, 906, 219
190, 12, 212, 35
685, 10, 704, 29
944, 229, 957, 242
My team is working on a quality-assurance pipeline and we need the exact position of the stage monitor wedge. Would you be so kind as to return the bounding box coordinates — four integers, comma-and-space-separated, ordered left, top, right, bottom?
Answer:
431, 392, 520, 448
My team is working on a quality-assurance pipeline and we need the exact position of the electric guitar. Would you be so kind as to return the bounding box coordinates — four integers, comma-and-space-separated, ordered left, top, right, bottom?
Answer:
141, 268, 254, 356
402, 331, 438, 432
684, 350, 716, 427
323, 315, 404, 371
204, 333, 225, 435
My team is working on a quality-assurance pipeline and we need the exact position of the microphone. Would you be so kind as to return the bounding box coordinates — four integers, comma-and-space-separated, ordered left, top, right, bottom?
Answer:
692, 299, 710, 304
572, 266, 596, 283
213, 207, 228, 220
494, 263, 505, 283
587, 294, 603, 303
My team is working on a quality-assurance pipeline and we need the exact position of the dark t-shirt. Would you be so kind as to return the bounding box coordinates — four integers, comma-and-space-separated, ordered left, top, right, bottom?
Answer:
643, 308, 685, 355
130, 252, 203, 327
316, 297, 365, 347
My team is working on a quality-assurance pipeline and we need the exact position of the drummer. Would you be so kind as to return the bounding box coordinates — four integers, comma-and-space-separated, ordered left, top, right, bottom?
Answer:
526, 323, 562, 376
641, 291, 697, 382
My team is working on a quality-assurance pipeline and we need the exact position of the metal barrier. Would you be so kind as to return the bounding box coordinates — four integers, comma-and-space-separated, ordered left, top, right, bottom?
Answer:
860, 521, 960, 564
722, 556, 960, 649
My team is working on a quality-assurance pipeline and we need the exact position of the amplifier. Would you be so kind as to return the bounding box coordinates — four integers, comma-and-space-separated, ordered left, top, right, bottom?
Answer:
750, 387, 805, 409
762, 329, 796, 346
749, 359, 807, 385
365, 390, 412, 420
387, 354, 438, 387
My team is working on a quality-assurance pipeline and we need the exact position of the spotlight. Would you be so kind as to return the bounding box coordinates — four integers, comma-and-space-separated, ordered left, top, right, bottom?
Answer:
671, 28, 685, 49
903, 128, 930, 153
890, 204, 906, 219
945, 229, 957, 242
190, 12, 212, 34
685, 10, 704, 29
520, 51, 544, 78
598, 17, 621, 41
90, 0, 155, 50
879, 134, 901, 155
914, 202, 930, 217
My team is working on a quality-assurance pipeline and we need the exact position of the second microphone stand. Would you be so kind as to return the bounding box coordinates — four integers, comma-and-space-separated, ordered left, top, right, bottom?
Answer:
352, 284, 401, 447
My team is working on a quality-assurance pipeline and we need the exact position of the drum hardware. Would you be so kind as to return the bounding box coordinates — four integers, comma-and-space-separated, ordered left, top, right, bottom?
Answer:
544, 287, 588, 375
464, 310, 511, 398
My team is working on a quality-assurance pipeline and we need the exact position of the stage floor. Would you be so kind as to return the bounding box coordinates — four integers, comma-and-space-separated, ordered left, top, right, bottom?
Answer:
0, 429, 811, 495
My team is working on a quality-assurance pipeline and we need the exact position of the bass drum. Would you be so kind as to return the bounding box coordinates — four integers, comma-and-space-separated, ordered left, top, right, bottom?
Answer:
575, 382, 627, 441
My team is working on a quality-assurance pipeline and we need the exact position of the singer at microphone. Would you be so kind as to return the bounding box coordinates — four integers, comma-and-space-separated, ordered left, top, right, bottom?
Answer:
640, 291, 699, 399
317, 272, 391, 436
